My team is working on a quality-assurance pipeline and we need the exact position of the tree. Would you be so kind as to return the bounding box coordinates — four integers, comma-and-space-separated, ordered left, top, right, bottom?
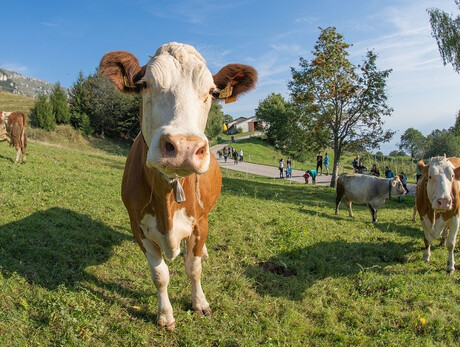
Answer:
424, 128, 459, 157
454, 110, 460, 136
398, 128, 425, 158
389, 150, 399, 157
428, 1, 460, 73
32, 94, 56, 131
205, 103, 225, 139
255, 93, 308, 160
289, 27, 394, 187
49, 82, 70, 124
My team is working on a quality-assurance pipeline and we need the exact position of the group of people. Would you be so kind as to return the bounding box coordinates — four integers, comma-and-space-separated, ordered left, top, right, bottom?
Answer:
218, 146, 244, 164
315, 152, 330, 175
370, 163, 410, 199
278, 157, 292, 178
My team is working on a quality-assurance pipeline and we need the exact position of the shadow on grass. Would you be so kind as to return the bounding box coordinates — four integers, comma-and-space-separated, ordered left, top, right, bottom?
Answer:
245, 239, 414, 301
0, 151, 15, 163
0, 207, 132, 289
222, 176, 336, 206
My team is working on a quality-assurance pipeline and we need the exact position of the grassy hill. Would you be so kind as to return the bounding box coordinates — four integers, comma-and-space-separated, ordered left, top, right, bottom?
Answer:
0, 90, 36, 114
0, 140, 458, 345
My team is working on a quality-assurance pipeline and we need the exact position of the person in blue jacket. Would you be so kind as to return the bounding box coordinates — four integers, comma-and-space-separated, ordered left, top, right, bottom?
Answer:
324, 153, 330, 175
307, 169, 317, 184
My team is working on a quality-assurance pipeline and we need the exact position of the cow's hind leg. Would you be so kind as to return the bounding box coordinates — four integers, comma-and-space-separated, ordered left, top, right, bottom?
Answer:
185, 220, 211, 317
14, 147, 21, 164
335, 182, 345, 215
141, 239, 175, 331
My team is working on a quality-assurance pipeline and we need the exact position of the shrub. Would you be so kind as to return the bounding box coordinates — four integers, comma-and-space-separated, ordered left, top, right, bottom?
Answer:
32, 94, 56, 131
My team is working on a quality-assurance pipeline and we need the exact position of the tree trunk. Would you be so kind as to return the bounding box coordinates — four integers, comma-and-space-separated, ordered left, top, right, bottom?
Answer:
330, 145, 341, 188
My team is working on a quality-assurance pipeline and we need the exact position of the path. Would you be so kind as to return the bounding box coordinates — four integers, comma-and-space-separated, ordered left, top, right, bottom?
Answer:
210, 139, 416, 194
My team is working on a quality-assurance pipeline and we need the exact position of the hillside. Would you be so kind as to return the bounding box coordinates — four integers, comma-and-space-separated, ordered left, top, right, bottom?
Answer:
0, 68, 56, 97
0, 90, 35, 113
0, 141, 458, 345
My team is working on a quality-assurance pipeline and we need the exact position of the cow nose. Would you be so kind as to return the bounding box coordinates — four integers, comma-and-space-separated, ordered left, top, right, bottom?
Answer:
436, 197, 452, 209
159, 134, 209, 173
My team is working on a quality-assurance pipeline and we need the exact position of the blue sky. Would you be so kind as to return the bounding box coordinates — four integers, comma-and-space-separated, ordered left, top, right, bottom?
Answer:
1, 0, 459, 154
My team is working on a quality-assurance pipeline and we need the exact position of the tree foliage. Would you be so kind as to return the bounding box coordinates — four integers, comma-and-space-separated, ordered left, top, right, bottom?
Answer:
205, 103, 225, 139
399, 128, 425, 158
428, 1, 460, 73
255, 93, 308, 160
424, 128, 459, 157
288, 27, 394, 186
32, 94, 56, 131
49, 82, 70, 124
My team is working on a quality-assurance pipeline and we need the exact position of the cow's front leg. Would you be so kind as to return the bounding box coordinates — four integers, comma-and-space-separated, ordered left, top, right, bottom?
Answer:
185, 223, 211, 317
14, 148, 21, 164
367, 204, 377, 223
446, 219, 459, 274
142, 239, 175, 330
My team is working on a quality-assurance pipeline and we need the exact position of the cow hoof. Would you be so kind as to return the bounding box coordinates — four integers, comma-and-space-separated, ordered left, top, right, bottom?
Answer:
158, 319, 175, 332
194, 306, 212, 317
447, 268, 455, 275
422, 255, 430, 262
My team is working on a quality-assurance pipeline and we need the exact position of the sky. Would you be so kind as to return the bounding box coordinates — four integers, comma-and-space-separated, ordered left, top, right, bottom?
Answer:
1, 0, 459, 154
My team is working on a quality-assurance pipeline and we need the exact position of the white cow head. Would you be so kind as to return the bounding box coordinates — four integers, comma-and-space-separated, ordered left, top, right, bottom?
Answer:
391, 176, 406, 197
100, 42, 257, 178
418, 156, 460, 211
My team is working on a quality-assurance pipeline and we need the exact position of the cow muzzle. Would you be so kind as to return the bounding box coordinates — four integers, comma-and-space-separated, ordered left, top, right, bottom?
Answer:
148, 134, 210, 177
433, 197, 452, 211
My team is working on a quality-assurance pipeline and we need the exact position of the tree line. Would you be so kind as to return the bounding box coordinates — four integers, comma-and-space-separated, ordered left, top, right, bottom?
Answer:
31, 71, 226, 141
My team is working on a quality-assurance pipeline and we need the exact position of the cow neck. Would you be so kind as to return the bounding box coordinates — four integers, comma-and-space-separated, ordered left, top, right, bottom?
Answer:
140, 133, 186, 203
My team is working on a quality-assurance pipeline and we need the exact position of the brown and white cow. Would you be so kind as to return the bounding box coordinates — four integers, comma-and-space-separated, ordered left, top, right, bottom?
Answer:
0, 111, 27, 163
335, 173, 406, 222
416, 156, 460, 274
99, 42, 257, 330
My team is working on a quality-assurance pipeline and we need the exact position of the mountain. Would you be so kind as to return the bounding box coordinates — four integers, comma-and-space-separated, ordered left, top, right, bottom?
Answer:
0, 68, 56, 98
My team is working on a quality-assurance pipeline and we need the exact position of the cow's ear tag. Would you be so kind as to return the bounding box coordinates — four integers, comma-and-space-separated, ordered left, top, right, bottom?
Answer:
123, 75, 131, 88
219, 82, 233, 99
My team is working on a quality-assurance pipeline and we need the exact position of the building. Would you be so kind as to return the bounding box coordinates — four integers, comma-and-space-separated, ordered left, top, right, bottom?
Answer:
226, 116, 262, 135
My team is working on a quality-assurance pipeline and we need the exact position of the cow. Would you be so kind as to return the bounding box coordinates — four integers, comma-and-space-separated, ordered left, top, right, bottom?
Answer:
335, 173, 406, 223
416, 156, 460, 274
99, 42, 257, 330
0, 111, 27, 164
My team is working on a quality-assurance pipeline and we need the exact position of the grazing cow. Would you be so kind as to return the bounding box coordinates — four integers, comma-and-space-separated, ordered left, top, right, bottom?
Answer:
416, 156, 460, 274
99, 42, 257, 330
335, 173, 406, 222
0, 111, 27, 163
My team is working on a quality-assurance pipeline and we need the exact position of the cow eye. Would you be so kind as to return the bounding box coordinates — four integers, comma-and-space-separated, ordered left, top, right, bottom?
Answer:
142, 81, 149, 89
209, 88, 218, 98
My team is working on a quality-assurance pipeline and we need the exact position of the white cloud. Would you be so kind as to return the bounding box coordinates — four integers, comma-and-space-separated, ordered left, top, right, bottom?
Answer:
1, 63, 28, 73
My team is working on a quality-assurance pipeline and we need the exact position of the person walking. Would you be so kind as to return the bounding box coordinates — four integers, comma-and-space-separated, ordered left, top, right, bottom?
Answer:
316, 152, 323, 175
239, 149, 244, 162
278, 158, 284, 178
324, 153, 329, 175
233, 150, 239, 164
223, 147, 228, 163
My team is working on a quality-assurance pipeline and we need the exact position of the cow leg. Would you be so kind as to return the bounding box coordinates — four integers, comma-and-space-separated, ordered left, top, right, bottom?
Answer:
367, 204, 377, 223
141, 239, 175, 331
14, 147, 21, 164
439, 227, 448, 247
446, 219, 459, 274
346, 200, 353, 217
412, 203, 417, 222
185, 222, 211, 317
21, 145, 26, 163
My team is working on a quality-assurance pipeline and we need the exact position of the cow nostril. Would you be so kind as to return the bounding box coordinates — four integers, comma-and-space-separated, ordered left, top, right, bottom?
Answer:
164, 141, 175, 156
196, 145, 206, 156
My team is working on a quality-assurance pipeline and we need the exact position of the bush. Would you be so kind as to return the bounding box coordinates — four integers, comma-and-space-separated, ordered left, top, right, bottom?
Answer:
70, 112, 93, 135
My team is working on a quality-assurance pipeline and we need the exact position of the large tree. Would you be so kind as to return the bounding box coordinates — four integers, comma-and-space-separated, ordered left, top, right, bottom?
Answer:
204, 102, 225, 139
289, 27, 394, 187
399, 128, 426, 158
428, 1, 460, 73
424, 128, 459, 157
255, 93, 308, 160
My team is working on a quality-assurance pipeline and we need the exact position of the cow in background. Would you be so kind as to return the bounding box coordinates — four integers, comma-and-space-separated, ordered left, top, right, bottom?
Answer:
416, 156, 460, 274
0, 111, 27, 163
99, 42, 257, 330
335, 173, 406, 222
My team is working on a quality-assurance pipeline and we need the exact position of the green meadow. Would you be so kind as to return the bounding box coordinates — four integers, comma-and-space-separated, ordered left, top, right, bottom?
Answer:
0, 140, 459, 346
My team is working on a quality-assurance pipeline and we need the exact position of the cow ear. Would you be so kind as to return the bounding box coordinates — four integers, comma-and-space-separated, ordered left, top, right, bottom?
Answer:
213, 64, 257, 103
455, 166, 460, 180
418, 160, 428, 178
99, 51, 146, 93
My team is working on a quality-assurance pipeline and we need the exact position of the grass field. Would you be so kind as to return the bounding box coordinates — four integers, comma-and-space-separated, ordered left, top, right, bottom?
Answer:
0, 91, 35, 114
0, 139, 459, 346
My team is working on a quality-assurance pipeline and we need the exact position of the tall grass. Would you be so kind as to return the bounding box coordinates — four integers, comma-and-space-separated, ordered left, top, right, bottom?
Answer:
0, 140, 458, 345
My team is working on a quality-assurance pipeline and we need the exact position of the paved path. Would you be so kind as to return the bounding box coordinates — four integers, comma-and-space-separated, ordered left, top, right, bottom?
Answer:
210, 140, 416, 194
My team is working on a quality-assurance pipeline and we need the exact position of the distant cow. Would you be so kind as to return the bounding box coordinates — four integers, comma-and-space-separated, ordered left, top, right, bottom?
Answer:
99, 42, 257, 330
335, 173, 406, 222
416, 156, 460, 274
0, 111, 27, 163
